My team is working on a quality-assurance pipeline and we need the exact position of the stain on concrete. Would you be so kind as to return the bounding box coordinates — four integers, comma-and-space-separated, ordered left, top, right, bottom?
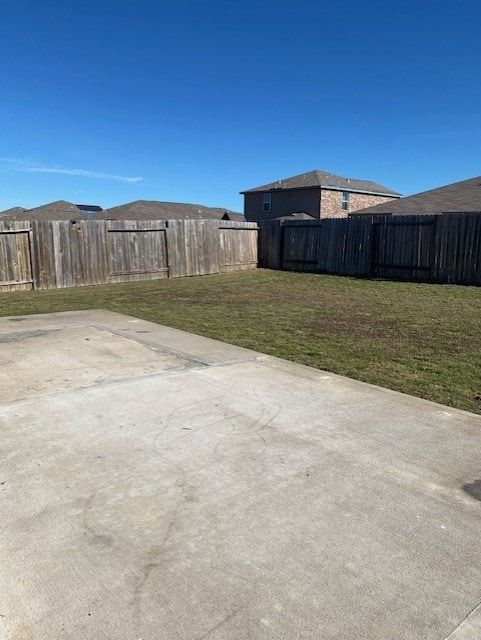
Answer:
463, 479, 481, 501
132, 514, 179, 626
88, 534, 114, 550
0, 329, 56, 343
8, 624, 34, 639
0, 325, 191, 402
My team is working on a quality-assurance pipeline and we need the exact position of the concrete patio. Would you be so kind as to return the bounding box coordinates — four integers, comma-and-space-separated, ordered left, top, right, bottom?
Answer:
1, 310, 481, 639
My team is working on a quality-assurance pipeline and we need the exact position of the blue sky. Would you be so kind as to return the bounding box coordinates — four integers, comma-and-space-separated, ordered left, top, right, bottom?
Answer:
1, 0, 480, 212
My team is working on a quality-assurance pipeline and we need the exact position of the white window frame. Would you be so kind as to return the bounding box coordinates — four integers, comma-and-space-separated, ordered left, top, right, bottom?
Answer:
341, 191, 350, 211
263, 193, 272, 213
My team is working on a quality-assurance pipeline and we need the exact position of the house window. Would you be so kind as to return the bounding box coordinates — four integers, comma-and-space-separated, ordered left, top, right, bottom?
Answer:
341, 191, 350, 211
263, 193, 272, 212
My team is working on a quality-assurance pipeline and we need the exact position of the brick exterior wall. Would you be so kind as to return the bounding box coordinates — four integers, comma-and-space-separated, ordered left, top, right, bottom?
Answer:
244, 188, 321, 221
244, 187, 399, 221
320, 189, 398, 219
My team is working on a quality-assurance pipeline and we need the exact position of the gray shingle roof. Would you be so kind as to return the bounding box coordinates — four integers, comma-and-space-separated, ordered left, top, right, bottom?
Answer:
277, 212, 316, 221
351, 175, 481, 215
101, 200, 244, 221
0, 201, 98, 221
0, 199, 244, 222
241, 170, 401, 197
0, 206, 27, 216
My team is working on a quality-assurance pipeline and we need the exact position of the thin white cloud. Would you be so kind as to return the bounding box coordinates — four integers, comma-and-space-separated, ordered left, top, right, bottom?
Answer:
0, 157, 37, 165
22, 167, 143, 183
0, 157, 142, 183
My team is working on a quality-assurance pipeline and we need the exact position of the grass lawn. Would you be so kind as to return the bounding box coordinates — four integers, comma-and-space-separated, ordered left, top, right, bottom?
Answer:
1, 269, 481, 414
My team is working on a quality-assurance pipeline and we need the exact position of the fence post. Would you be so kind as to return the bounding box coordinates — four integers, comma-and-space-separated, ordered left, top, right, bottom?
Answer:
28, 221, 41, 289
369, 216, 377, 277
164, 220, 172, 278
278, 221, 285, 270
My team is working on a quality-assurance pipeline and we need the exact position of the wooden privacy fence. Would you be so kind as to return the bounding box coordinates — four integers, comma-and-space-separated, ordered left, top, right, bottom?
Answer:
258, 214, 481, 285
0, 219, 258, 291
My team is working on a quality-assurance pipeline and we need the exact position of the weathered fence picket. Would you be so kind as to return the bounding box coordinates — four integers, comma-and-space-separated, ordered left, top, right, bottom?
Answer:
3, 213, 481, 292
0, 220, 34, 291
258, 214, 481, 285
0, 219, 258, 292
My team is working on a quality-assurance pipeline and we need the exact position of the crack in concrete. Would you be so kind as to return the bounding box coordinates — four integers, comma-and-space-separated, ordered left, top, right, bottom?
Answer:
194, 608, 243, 640
131, 498, 182, 628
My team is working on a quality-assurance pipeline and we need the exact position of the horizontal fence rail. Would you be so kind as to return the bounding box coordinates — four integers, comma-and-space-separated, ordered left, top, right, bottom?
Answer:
258, 214, 481, 286
0, 219, 258, 291
3, 214, 480, 291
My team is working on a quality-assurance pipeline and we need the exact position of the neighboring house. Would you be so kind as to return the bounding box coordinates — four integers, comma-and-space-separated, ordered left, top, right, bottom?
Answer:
0, 200, 244, 222
0, 201, 100, 221
101, 200, 244, 221
0, 206, 27, 217
240, 170, 401, 222
350, 175, 481, 216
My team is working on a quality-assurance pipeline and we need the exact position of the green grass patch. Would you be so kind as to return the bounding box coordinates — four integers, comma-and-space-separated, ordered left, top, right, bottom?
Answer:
2, 269, 481, 414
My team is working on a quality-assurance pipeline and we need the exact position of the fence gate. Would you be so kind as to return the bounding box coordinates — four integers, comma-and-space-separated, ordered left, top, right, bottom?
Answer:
280, 223, 322, 271
371, 218, 435, 280
107, 222, 170, 282
0, 225, 35, 291
218, 223, 258, 272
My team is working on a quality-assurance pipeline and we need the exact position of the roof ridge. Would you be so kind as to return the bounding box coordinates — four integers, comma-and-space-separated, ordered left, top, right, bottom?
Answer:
105, 200, 235, 212
241, 169, 400, 195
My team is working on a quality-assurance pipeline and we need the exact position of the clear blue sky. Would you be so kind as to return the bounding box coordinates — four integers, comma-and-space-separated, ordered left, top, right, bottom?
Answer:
1, 0, 480, 212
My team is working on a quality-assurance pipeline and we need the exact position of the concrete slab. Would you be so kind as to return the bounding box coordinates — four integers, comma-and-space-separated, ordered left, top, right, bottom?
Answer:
1, 310, 481, 640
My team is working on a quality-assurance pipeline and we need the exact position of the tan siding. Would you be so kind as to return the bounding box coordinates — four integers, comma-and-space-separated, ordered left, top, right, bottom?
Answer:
244, 188, 321, 221
320, 189, 399, 219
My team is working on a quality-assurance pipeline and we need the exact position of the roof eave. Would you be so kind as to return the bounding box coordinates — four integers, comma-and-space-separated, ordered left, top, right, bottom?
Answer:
240, 184, 320, 194
240, 185, 401, 198
320, 186, 401, 198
